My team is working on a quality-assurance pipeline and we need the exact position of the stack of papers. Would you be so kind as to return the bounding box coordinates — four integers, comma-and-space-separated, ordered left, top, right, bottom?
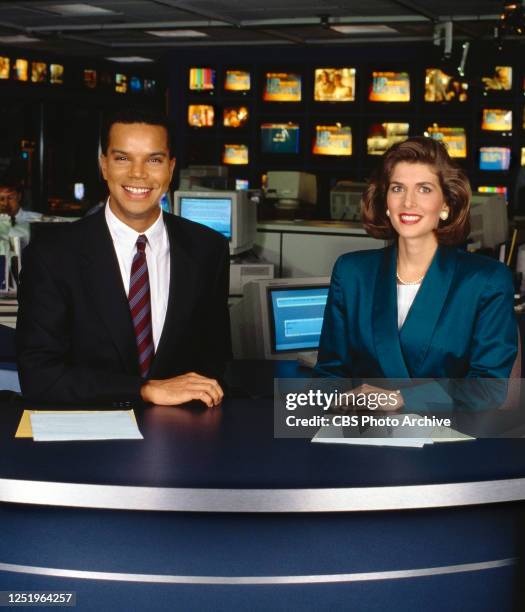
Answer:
16, 410, 143, 442
312, 414, 474, 448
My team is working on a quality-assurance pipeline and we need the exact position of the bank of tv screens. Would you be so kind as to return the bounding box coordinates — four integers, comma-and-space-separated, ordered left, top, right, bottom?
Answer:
426, 125, 467, 158
50, 64, 64, 84
425, 69, 468, 102
223, 106, 249, 128
263, 72, 301, 102
84, 69, 97, 88
369, 72, 410, 102
367, 123, 409, 155
0, 57, 9, 79
479, 147, 511, 171
130, 76, 142, 92
269, 285, 329, 353
225, 70, 250, 92
261, 123, 300, 154
189, 67, 215, 91
14, 59, 28, 82
312, 125, 352, 156
188, 105, 214, 128
478, 186, 508, 199
115, 74, 127, 93
223, 144, 248, 165
314, 68, 355, 102
482, 109, 512, 131
482, 66, 512, 91
31, 62, 47, 83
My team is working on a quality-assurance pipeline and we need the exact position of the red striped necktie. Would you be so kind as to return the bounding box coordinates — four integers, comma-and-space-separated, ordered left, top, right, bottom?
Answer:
128, 234, 154, 377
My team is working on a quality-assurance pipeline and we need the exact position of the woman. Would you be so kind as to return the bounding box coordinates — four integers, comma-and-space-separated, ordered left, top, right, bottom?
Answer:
316, 137, 517, 410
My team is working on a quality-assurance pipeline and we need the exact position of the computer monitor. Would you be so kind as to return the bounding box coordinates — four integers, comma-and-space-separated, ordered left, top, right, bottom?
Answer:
265, 171, 317, 208
469, 193, 508, 249
173, 190, 256, 255
233, 277, 330, 360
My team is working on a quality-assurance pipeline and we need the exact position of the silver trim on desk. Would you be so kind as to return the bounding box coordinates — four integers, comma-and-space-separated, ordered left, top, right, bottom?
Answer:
0, 558, 515, 584
1, 477, 525, 512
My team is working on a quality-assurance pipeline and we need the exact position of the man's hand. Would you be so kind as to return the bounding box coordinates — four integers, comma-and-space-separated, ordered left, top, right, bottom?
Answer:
141, 372, 224, 407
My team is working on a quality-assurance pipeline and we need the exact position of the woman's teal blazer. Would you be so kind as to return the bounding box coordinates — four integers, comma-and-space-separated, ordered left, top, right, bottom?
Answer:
316, 245, 518, 380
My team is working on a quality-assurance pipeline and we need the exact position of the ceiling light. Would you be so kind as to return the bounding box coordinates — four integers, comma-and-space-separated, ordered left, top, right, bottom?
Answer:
106, 56, 155, 63
43, 3, 118, 17
0, 35, 40, 44
145, 29, 208, 38
330, 25, 398, 34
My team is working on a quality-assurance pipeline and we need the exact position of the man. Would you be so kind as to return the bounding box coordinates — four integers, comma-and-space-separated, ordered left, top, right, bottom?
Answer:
16, 108, 231, 406
0, 180, 42, 223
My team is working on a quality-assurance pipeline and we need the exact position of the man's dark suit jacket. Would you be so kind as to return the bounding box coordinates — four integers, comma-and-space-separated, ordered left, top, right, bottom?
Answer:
16, 209, 232, 404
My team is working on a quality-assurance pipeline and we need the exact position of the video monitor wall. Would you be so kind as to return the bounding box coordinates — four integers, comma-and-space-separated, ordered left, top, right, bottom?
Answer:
261, 123, 300, 154
482, 66, 512, 91
369, 71, 410, 102
188, 105, 214, 128
312, 125, 352, 156
314, 68, 355, 102
425, 69, 468, 102
426, 125, 467, 158
367, 123, 409, 155
481, 109, 512, 132
479, 147, 511, 171
263, 72, 302, 102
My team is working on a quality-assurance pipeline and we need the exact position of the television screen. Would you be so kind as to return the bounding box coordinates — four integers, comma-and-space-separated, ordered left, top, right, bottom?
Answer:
180, 196, 231, 239
482, 66, 512, 91
481, 109, 512, 131
129, 76, 142, 92
189, 67, 215, 91
100, 72, 112, 88
31, 62, 47, 83
235, 179, 249, 191
84, 69, 97, 88
188, 105, 214, 128
223, 106, 249, 128
0, 57, 9, 79
369, 71, 410, 102
479, 147, 511, 171
115, 73, 127, 93
263, 72, 302, 102
425, 68, 468, 102
522, 148, 525, 166
261, 123, 300, 154
426, 125, 467, 158
224, 70, 251, 92
314, 68, 355, 102
269, 285, 329, 352
312, 124, 352, 156
223, 144, 249, 165
478, 186, 508, 199
144, 79, 156, 93
50, 64, 64, 84
367, 123, 409, 155
14, 59, 29, 82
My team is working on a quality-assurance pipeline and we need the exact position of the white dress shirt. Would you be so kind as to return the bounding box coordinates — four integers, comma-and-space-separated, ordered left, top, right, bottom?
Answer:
105, 203, 170, 350
397, 282, 420, 329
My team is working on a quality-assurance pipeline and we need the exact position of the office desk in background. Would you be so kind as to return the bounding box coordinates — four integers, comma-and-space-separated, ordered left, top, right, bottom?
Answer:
0, 382, 524, 612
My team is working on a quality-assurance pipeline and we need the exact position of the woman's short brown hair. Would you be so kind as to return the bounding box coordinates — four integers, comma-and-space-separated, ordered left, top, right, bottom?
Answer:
362, 136, 471, 245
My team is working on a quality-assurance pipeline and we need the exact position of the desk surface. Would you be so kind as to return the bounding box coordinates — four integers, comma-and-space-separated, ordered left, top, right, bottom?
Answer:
1, 398, 525, 513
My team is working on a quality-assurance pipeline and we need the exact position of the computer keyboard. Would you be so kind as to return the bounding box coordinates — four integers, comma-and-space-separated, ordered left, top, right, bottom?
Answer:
297, 351, 319, 369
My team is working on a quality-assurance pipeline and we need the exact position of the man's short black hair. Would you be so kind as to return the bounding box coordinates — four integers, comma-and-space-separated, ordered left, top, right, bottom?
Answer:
100, 107, 174, 157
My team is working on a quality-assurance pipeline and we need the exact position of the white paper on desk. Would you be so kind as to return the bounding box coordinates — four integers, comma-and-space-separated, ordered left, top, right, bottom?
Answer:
29, 410, 143, 442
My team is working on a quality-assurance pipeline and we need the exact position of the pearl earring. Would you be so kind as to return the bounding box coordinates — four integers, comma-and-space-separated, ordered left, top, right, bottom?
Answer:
440, 210, 449, 221
386, 210, 390, 217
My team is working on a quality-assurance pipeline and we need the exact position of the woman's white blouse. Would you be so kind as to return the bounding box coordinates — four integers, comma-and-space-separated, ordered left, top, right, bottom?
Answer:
397, 282, 421, 329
